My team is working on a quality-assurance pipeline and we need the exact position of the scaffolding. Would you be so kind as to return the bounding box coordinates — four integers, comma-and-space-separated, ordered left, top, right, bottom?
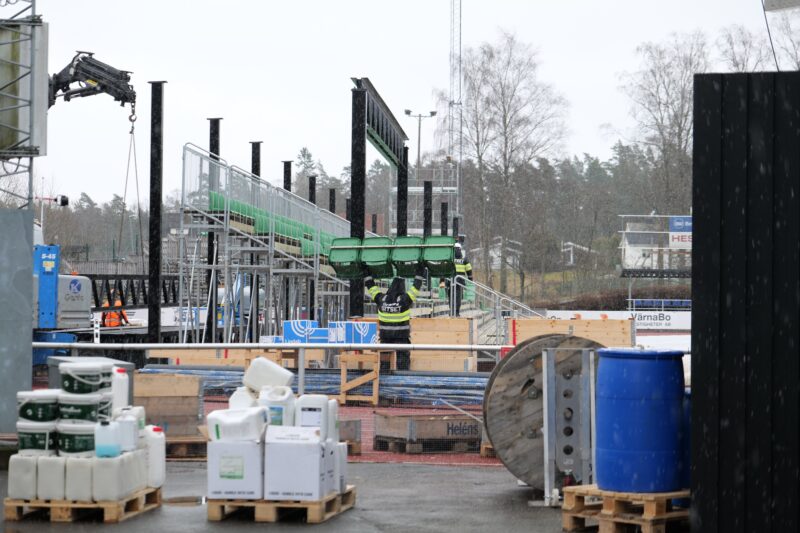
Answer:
389, 166, 459, 236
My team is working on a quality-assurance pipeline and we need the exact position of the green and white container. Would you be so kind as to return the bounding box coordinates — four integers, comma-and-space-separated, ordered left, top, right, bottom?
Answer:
60, 362, 104, 394
98, 362, 114, 392
58, 392, 100, 424
98, 392, 113, 420
17, 420, 57, 456
17, 389, 60, 422
56, 421, 95, 458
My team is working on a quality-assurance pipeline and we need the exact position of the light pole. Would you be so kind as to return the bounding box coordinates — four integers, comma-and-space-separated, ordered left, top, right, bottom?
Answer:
404, 109, 437, 176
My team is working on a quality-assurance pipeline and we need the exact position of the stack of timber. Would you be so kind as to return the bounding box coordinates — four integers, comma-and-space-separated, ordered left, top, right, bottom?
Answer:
561, 484, 689, 533
410, 318, 478, 372
147, 348, 325, 368
373, 411, 482, 454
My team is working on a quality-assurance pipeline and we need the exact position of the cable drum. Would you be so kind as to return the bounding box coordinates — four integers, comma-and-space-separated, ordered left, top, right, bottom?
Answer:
482, 334, 602, 490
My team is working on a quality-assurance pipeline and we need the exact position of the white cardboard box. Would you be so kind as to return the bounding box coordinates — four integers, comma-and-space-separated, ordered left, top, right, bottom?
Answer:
207, 440, 264, 500
264, 426, 324, 501
336, 442, 348, 493
324, 438, 337, 495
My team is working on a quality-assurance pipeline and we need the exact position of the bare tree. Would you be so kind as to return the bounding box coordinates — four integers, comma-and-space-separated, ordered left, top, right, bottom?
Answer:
716, 25, 770, 72
623, 31, 708, 215
776, 12, 800, 69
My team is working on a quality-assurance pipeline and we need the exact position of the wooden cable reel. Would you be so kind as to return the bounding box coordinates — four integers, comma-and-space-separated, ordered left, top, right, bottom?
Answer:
482, 334, 602, 490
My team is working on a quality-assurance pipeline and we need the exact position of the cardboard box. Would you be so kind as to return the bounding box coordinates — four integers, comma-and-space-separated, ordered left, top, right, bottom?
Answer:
207, 440, 264, 500
328, 321, 378, 344
264, 426, 325, 501
307, 328, 329, 343
282, 320, 319, 343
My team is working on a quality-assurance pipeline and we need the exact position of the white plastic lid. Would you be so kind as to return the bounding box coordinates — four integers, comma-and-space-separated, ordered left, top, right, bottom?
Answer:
56, 421, 95, 433
58, 392, 102, 404
17, 420, 57, 431
17, 389, 60, 401
60, 362, 103, 373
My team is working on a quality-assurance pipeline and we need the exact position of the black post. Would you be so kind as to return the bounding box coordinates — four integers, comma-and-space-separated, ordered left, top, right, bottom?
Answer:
371, 213, 378, 234
423, 180, 432, 238
453, 216, 460, 242
346, 198, 351, 221
283, 161, 292, 191
397, 146, 409, 236
147, 81, 165, 344
440, 202, 448, 236
250, 141, 262, 343
329, 188, 336, 213
205, 117, 222, 342
308, 175, 316, 205
350, 89, 367, 317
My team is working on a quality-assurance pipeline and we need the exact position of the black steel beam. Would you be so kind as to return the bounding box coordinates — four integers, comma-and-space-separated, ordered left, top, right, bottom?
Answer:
440, 202, 448, 236
346, 198, 351, 222
308, 175, 316, 205
351, 78, 409, 166
397, 146, 408, 236
423, 180, 432, 238
350, 88, 367, 316
147, 81, 165, 344
283, 160, 292, 191
205, 117, 222, 343
453, 216, 460, 241
371, 213, 377, 234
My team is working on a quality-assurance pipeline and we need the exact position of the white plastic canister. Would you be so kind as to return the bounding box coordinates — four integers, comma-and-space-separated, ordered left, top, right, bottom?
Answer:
144, 425, 166, 488
92, 456, 125, 501
65, 457, 93, 501
113, 406, 146, 433
117, 413, 138, 452
229, 386, 257, 409
295, 394, 329, 440
94, 420, 122, 457
206, 407, 268, 441
258, 386, 295, 426
111, 367, 130, 411
17, 420, 57, 456
243, 356, 294, 390
17, 389, 60, 422
59, 361, 104, 394
8, 454, 38, 500
57, 421, 95, 458
37, 456, 66, 500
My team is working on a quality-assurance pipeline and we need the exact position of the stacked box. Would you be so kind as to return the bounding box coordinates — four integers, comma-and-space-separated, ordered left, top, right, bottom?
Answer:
282, 320, 319, 343
328, 321, 378, 344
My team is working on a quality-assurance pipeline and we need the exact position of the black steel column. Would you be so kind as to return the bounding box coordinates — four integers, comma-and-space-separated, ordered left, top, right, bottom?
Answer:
147, 81, 165, 344
205, 117, 222, 343
329, 188, 336, 213
423, 180, 432, 238
440, 202, 448, 236
397, 146, 409, 236
349, 88, 367, 316
346, 198, 351, 221
308, 175, 316, 205
283, 161, 292, 191
250, 141, 262, 343
453, 216, 460, 241
371, 213, 378, 234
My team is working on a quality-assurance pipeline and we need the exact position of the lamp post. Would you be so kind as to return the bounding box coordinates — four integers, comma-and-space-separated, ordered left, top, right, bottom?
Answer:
404, 109, 437, 176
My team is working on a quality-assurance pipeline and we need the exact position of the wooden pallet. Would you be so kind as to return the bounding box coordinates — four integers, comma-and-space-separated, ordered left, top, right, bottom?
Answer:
373, 435, 480, 454
346, 440, 362, 456
479, 442, 496, 458
166, 435, 207, 460
4, 487, 162, 524
562, 484, 690, 533
207, 485, 356, 523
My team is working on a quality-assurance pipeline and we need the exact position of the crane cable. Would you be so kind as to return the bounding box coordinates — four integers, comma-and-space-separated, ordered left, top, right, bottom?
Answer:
115, 104, 145, 272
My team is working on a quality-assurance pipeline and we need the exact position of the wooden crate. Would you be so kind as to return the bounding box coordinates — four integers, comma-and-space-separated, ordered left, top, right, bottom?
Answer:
512, 318, 634, 348
207, 485, 356, 523
410, 355, 477, 372
373, 411, 482, 454
4, 487, 161, 524
339, 419, 362, 443
562, 484, 690, 533
133, 373, 202, 437
410, 317, 477, 371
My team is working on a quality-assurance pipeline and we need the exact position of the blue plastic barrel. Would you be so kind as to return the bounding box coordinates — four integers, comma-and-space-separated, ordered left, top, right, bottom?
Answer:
596, 348, 685, 492
32, 331, 76, 366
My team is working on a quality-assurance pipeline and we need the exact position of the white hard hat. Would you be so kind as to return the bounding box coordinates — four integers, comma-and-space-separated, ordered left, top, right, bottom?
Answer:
454, 242, 462, 249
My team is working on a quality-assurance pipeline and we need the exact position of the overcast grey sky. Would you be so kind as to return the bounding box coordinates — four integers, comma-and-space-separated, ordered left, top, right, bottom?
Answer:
36, 0, 772, 204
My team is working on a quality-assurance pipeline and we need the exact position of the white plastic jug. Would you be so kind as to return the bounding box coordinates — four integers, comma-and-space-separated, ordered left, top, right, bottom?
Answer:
328, 399, 340, 442
93, 456, 125, 501
111, 366, 129, 411
206, 407, 268, 441
295, 394, 329, 440
8, 454, 37, 500
229, 386, 257, 409
258, 386, 295, 426
144, 425, 166, 488
113, 406, 146, 433
117, 413, 138, 452
95, 420, 122, 457
37, 456, 66, 500
65, 457, 93, 501
243, 356, 294, 391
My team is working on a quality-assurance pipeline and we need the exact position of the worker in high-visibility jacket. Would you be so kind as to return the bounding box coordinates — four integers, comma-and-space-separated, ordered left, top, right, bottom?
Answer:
101, 295, 130, 327
452, 242, 473, 317
363, 263, 425, 371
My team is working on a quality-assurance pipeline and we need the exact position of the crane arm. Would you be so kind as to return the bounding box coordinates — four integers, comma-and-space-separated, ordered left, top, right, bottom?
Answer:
49, 51, 136, 109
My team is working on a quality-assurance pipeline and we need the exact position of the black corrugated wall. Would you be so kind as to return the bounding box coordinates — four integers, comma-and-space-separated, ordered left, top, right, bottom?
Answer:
692, 71, 800, 532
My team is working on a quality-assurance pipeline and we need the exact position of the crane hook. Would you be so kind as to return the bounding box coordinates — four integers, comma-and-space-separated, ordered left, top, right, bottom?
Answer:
128, 102, 137, 133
